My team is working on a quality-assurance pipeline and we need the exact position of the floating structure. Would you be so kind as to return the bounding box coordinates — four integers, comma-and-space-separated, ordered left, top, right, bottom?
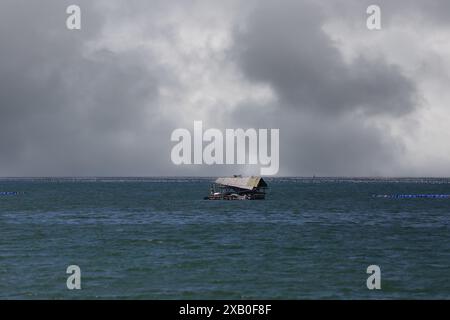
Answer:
205, 175, 268, 200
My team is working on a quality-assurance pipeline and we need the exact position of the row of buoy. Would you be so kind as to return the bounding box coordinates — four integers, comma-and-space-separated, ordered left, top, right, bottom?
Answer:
3, 191, 449, 198
373, 194, 450, 198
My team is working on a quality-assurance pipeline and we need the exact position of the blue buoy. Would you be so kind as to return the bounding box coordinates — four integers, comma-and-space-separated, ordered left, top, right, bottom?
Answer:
0, 192, 20, 196
373, 194, 450, 199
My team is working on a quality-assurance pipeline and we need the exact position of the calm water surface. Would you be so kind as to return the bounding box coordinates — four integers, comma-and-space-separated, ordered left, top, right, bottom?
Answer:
0, 178, 449, 299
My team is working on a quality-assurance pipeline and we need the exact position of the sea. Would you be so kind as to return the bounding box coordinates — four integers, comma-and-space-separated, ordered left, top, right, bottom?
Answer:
0, 177, 449, 299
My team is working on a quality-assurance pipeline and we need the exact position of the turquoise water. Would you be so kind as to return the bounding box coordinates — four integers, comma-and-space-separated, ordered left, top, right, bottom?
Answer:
0, 178, 449, 299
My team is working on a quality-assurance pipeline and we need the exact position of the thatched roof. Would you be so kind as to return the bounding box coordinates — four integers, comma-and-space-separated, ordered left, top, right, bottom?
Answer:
214, 176, 268, 190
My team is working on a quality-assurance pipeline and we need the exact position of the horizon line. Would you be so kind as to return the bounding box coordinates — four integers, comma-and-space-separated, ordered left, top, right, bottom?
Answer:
1, 176, 450, 179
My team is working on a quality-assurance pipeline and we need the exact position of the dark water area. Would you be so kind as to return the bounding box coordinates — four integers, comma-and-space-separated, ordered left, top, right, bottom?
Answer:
0, 177, 449, 299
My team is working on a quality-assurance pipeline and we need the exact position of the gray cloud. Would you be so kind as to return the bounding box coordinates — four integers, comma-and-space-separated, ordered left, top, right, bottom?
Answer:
0, 0, 448, 176
222, 102, 403, 176
221, 0, 424, 176
233, 0, 417, 117
327, 0, 450, 28
222, 1, 428, 176
0, 0, 177, 176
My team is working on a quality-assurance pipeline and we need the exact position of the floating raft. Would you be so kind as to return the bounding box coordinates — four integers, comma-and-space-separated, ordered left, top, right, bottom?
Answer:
205, 176, 267, 200
373, 194, 450, 199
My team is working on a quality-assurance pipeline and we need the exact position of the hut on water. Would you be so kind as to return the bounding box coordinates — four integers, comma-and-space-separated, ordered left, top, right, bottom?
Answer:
205, 175, 268, 200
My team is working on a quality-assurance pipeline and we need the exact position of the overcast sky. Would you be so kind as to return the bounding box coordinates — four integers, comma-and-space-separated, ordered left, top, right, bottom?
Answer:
1, 0, 450, 177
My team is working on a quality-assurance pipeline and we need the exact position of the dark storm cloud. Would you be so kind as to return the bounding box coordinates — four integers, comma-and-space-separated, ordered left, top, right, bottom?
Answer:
0, 0, 446, 176
0, 0, 176, 176
280, 118, 401, 176
233, 0, 417, 116
225, 0, 426, 175
224, 103, 403, 176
